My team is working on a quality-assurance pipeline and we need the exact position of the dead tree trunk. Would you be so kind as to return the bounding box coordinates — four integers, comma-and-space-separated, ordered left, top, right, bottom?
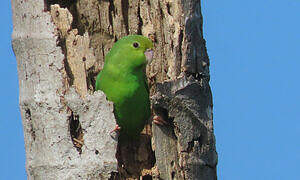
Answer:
12, 0, 217, 179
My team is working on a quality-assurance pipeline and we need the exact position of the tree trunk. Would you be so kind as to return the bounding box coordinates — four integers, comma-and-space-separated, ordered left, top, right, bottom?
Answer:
12, 0, 217, 179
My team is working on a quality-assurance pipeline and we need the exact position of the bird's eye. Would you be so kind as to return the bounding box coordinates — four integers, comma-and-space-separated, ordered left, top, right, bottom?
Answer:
133, 42, 139, 48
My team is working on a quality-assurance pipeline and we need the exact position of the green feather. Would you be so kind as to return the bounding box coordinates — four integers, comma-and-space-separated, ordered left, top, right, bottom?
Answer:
95, 35, 153, 138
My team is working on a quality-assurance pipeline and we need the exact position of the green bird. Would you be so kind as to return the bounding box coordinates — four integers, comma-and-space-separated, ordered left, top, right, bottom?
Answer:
95, 35, 154, 138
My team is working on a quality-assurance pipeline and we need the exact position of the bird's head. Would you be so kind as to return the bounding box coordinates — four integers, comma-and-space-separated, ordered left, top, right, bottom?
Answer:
107, 35, 154, 71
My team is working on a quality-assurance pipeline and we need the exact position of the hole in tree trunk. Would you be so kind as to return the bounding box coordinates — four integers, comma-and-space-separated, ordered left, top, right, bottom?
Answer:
142, 174, 153, 180
68, 110, 83, 154
116, 133, 156, 179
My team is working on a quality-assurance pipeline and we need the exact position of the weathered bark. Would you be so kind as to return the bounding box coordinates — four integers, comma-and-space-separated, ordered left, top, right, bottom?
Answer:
12, 0, 217, 179
12, 1, 118, 179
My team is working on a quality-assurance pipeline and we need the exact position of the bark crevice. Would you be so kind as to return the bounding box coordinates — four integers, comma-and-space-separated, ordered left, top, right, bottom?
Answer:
68, 109, 83, 154
121, 0, 129, 34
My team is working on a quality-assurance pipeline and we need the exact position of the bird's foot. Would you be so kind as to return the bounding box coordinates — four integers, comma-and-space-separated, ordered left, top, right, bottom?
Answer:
153, 115, 168, 125
110, 124, 121, 133
109, 124, 121, 140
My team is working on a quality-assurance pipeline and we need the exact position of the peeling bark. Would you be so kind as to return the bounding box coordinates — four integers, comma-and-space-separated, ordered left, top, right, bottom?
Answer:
12, 0, 217, 179
12, 1, 117, 179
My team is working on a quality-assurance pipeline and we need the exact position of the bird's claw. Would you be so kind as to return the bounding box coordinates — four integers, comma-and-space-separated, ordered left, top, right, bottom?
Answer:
109, 124, 121, 140
110, 124, 121, 133
153, 115, 168, 125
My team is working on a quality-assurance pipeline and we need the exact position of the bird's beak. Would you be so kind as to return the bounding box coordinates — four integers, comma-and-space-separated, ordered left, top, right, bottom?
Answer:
144, 49, 154, 64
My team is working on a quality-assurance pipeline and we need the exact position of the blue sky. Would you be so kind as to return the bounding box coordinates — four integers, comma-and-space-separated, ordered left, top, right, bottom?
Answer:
202, 0, 300, 179
0, 1, 27, 180
1, 1, 300, 179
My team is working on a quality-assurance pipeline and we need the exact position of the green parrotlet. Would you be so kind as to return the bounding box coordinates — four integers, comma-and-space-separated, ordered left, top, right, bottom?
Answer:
95, 35, 154, 138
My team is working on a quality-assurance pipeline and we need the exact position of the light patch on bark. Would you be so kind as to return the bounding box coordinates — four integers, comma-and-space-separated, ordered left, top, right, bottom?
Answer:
12, 1, 117, 179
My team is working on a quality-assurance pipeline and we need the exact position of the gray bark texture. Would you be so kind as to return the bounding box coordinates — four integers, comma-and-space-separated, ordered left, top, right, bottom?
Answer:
12, 0, 217, 179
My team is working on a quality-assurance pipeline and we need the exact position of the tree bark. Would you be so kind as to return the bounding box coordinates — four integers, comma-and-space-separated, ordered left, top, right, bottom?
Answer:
12, 0, 217, 179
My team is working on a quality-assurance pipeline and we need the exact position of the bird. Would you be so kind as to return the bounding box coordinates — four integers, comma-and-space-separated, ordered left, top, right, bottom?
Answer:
95, 35, 154, 138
